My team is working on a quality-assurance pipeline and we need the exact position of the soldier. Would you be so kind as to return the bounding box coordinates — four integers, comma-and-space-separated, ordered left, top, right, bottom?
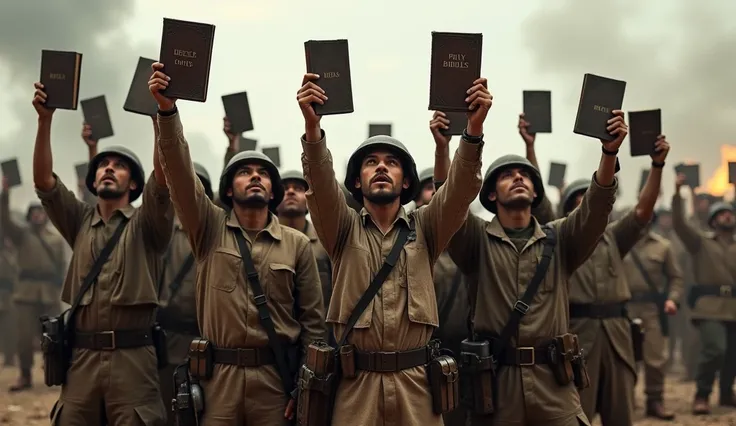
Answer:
1, 181, 66, 392
156, 162, 213, 426
296, 73, 489, 425
32, 81, 174, 424
671, 175, 736, 414
150, 63, 325, 425
622, 212, 683, 420
448, 111, 629, 426
560, 136, 668, 426
0, 233, 18, 367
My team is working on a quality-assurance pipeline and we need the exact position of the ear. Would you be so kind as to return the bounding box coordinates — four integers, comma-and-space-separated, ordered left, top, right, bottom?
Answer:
532, 190, 537, 199
355, 177, 361, 190
489, 192, 497, 202
226, 188, 233, 197
130, 180, 138, 191
402, 177, 410, 190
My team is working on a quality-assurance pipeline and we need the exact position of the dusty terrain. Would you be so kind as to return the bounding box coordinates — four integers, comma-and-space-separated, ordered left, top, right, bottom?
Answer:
1, 355, 735, 425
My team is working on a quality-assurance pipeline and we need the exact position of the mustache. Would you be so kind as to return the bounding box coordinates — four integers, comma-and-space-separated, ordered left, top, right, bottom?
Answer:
100, 173, 117, 184
511, 182, 527, 190
246, 182, 266, 191
371, 173, 393, 185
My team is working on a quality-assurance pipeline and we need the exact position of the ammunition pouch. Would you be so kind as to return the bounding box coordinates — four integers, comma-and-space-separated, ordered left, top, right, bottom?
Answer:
459, 339, 495, 415
172, 363, 204, 426
188, 339, 214, 380
152, 323, 168, 370
630, 318, 645, 362
427, 347, 459, 415
40, 311, 70, 387
547, 334, 576, 387
570, 334, 590, 390
297, 340, 338, 426
339, 344, 356, 379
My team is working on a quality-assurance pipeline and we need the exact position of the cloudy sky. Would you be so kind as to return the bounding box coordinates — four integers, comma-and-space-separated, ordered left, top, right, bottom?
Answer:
1, 0, 734, 217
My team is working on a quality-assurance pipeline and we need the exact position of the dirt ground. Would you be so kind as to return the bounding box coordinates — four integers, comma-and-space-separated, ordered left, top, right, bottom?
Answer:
0, 356, 735, 425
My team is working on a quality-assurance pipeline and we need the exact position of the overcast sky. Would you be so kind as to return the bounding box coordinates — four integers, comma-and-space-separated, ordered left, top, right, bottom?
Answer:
1, 0, 734, 217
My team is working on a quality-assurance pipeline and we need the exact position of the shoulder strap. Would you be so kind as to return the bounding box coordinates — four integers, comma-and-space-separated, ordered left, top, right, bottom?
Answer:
629, 250, 664, 295
337, 223, 414, 347
34, 230, 63, 276
166, 253, 196, 304
65, 218, 128, 331
234, 230, 294, 398
494, 225, 557, 357
438, 268, 463, 330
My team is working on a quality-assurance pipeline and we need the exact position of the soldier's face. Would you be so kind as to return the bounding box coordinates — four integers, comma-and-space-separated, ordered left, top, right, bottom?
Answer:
94, 155, 136, 200
28, 208, 47, 226
228, 163, 273, 208
277, 180, 308, 217
713, 210, 736, 230
415, 181, 435, 208
356, 150, 408, 205
490, 167, 536, 210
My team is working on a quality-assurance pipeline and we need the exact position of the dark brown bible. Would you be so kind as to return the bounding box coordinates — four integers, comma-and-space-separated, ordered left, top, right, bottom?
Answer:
729, 162, 736, 185
439, 111, 466, 136
628, 109, 661, 157
81, 96, 114, 141
548, 162, 566, 188
523, 91, 552, 134
40, 50, 82, 110
638, 169, 649, 194
239, 137, 257, 152
304, 39, 354, 115
1, 158, 21, 188
368, 123, 392, 137
674, 163, 700, 188
124, 57, 158, 116
222, 92, 254, 134
262, 147, 281, 168
75, 162, 89, 181
158, 18, 216, 102
428, 32, 482, 112
573, 74, 626, 141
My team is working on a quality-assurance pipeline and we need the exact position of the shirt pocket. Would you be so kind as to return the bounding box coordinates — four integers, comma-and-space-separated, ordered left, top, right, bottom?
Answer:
207, 248, 241, 293
267, 263, 295, 305
405, 244, 439, 327
526, 252, 555, 294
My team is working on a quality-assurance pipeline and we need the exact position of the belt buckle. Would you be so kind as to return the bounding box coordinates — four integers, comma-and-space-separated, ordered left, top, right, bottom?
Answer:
517, 347, 535, 366
372, 352, 398, 372
721, 286, 733, 297
237, 349, 256, 367
99, 331, 116, 350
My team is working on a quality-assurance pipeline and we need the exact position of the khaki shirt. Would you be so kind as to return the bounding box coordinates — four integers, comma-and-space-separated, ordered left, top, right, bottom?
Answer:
623, 231, 684, 303
304, 221, 332, 323
157, 113, 325, 353
0, 241, 17, 311
36, 174, 173, 331
301, 132, 482, 426
431, 251, 471, 350
159, 217, 197, 315
448, 175, 616, 424
672, 193, 736, 321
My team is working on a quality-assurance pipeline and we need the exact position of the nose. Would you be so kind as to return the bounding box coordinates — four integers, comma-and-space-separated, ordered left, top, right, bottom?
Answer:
376, 162, 389, 173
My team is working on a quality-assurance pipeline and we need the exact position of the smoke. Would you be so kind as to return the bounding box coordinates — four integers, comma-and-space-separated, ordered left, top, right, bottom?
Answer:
521, 0, 736, 203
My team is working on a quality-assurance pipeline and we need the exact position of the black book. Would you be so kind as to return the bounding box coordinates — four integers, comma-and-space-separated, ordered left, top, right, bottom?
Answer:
39, 50, 83, 110
674, 163, 700, 188
304, 39, 354, 115
729, 162, 736, 185
428, 32, 483, 112
75, 162, 89, 181
523, 90, 552, 134
547, 162, 566, 187
368, 123, 392, 137
628, 109, 661, 157
239, 137, 257, 152
262, 147, 281, 168
222, 91, 254, 134
439, 111, 466, 136
573, 73, 626, 141
81, 95, 114, 141
158, 18, 216, 102
1, 158, 21, 188
124, 57, 158, 116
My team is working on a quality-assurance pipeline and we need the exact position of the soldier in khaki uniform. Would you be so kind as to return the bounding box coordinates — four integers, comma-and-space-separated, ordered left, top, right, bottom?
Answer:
32, 81, 174, 425
296, 73, 489, 425
150, 64, 325, 425
622, 215, 683, 420
0, 234, 18, 367
1, 181, 66, 392
156, 163, 213, 426
671, 174, 736, 414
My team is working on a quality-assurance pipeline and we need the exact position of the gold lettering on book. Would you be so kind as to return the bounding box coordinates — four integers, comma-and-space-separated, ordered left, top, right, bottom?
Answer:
323, 72, 340, 78
593, 105, 610, 113
442, 53, 469, 69
173, 49, 197, 68
49, 73, 66, 80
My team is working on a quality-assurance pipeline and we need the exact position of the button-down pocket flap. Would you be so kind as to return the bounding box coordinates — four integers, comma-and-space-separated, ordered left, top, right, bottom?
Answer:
208, 248, 241, 292
268, 263, 296, 303
270, 263, 295, 274
406, 246, 439, 327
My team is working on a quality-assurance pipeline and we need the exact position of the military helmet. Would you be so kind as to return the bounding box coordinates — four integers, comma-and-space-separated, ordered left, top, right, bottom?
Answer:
218, 150, 283, 210
85, 146, 145, 203
418, 167, 434, 185
26, 202, 44, 221
280, 170, 308, 190
707, 201, 733, 227
192, 162, 213, 200
479, 154, 544, 214
344, 136, 419, 205
560, 178, 591, 216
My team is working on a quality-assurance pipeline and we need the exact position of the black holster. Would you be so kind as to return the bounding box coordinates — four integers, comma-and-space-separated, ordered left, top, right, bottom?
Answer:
40, 311, 70, 387
152, 323, 168, 370
630, 318, 645, 362
172, 363, 204, 426
459, 339, 495, 415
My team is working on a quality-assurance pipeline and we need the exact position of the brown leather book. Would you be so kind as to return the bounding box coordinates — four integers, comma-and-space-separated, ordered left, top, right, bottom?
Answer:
124, 57, 158, 116
523, 91, 552, 134
674, 163, 699, 188
729, 162, 736, 185
1, 158, 21, 187
158, 18, 216, 102
262, 147, 281, 168
238, 137, 257, 152
368, 123, 392, 138
628, 109, 661, 157
547, 162, 566, 187
81, 95, 114, 141
40, 50, 82, 110
428, 32, 483, 112
75, 162, 89, 181
222, 92, 254, 133
573, 74, 626, 142
638, 169, 649, 193
439, 111, 466, 136
304, 39, 354, 115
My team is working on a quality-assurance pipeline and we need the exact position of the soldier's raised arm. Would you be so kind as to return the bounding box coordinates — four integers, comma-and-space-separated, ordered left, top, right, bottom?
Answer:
149, 62, 218, 259
671, 174, 703, 253
428, 111, 452, 185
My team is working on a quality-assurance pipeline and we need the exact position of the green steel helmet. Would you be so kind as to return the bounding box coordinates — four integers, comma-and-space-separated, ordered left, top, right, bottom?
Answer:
707, 201, 733, 227
280, 170, 308, 190
344, 136, 419, 205
560, 178, 591, 216
26, 202, 44, 221
418, 167, 434, 185
192, 162, 213, 200
218, 150, 283, 210
85, 146, 145, 203
479, 154, 544, 214
340, 182, 362, 212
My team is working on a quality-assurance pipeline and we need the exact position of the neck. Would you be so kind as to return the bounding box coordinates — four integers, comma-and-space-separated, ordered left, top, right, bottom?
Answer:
364, 198, 401, 234
278, 214, 307, 232
96, 196, 130, 222
715, 228, 734, 242
233, 205, 269, 230
496, 206, 532, 229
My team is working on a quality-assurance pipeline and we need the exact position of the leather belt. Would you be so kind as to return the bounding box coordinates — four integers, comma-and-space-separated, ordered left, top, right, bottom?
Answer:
629, 291, 663, 304
74, 329, 153, 350
691, 285, 735, 298
569, 302, 627, 319
355, 347, 430, 372
213, 347, 276, 367
498, 345, 552, 366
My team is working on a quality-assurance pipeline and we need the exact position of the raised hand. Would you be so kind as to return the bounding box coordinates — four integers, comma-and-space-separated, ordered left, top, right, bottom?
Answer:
32, 82, 55, 119
148, 62, 177, 111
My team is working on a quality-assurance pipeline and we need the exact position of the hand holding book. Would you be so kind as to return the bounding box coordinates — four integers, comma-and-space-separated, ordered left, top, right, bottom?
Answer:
651, 136, 670, 164
297, 73, 326, 141
32, 82, 55, 120
600, 110, 628, 152
466, 77, 492, 136
429, 111, 452, 147
148, 62, 177, 112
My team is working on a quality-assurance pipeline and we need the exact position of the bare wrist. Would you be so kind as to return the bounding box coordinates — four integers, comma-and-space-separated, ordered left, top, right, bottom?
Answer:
466, 124, 483, 136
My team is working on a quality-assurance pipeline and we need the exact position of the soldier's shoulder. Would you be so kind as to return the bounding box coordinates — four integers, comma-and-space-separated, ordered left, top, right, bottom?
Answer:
279, 224, 311, 245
